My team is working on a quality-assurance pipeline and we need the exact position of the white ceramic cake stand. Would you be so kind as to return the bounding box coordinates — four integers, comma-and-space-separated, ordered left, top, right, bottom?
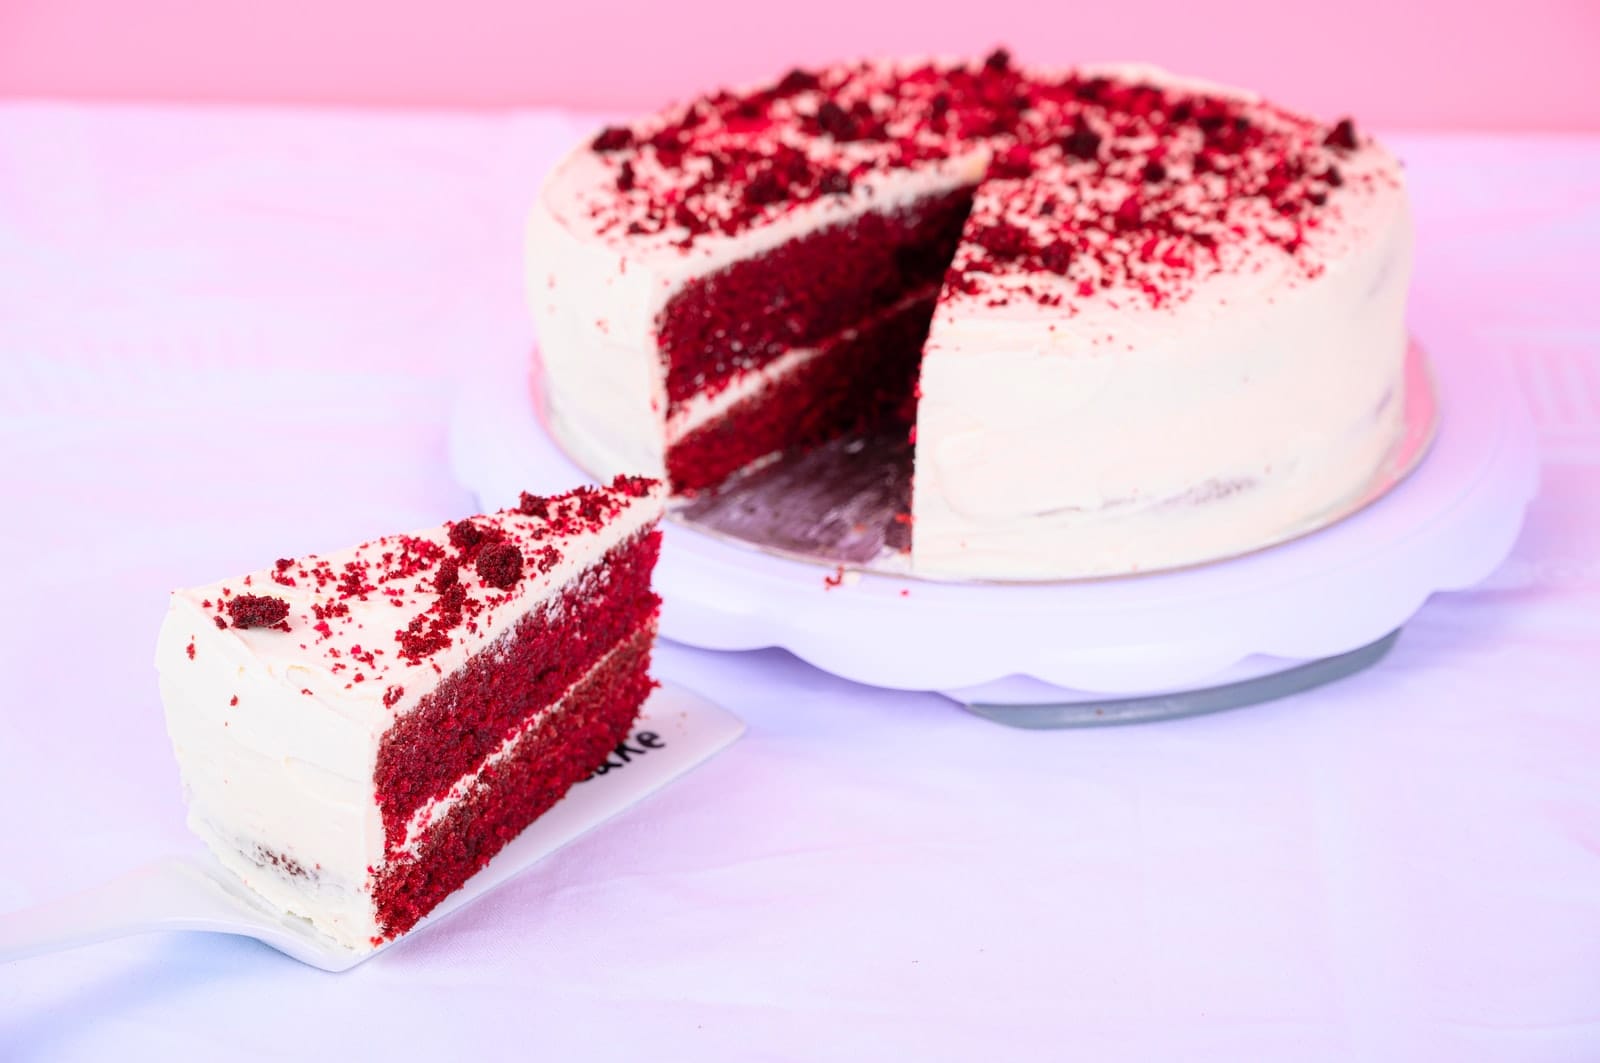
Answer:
449, 339, 1537, 726
0, 683, 743, 972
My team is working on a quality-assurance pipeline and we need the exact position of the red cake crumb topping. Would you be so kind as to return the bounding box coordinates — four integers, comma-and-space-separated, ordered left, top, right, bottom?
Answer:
186, 640, 196, 660
382, 537, 448, 581
475, 543, 524, 589
583, 58, 1023, 245
939, 85, 1370, 307
227, 594, 290, 630
395, 589, 463, 663
447, 519, 498, 561
578, 55, 1383, 312
200, 481, 658, 693
610, 473, 657, 498
591, 125, 634, 153
1324, 117, 1360, 151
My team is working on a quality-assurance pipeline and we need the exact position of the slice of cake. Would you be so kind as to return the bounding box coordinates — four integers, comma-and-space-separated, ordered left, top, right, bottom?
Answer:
526, 54, 1412, 580
154, 476, 664, 949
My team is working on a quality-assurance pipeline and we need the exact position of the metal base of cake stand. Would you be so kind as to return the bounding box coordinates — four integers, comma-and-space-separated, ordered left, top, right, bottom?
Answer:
957, 629, 1401, 729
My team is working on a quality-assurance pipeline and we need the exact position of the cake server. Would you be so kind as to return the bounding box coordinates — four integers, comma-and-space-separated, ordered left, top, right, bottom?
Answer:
0, 681, 743, 972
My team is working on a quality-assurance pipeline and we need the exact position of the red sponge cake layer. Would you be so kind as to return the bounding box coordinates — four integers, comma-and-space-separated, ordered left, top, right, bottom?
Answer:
666, 295, 933, 493
373, 620, 657, 940
375, 529, 661, 849
656, 188, 971, 415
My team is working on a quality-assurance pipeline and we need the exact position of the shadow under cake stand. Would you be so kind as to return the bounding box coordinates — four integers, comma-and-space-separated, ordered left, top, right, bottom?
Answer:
449, 338, 1536, 727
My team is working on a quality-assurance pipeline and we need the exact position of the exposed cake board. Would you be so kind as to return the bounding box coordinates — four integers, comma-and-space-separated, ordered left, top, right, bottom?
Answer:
450, 336, 1537, 722
0, 682, 744, 972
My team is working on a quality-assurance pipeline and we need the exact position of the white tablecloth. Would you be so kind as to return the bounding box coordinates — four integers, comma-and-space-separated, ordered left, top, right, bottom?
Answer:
1, 104, 1597, 1061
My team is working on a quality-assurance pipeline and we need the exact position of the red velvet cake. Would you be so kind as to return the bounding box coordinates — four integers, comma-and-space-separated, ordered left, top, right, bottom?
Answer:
528, 54, 1413, 579
155, 477, 665, 949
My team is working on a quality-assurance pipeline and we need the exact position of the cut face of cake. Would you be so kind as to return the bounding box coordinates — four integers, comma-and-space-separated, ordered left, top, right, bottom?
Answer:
526, 54, 1413, 579
154, 477, 664, 949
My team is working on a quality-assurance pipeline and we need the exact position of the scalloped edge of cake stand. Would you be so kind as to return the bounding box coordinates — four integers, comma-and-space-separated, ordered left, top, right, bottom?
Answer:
449, 336, 1537, 711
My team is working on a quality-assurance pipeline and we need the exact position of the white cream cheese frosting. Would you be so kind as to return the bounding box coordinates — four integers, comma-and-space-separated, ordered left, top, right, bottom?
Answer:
912, 122, 1412, 577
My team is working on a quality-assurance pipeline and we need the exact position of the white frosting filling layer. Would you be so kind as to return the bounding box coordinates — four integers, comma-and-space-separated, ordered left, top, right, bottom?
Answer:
155, 488, 662, 949
664, 344, 828, 442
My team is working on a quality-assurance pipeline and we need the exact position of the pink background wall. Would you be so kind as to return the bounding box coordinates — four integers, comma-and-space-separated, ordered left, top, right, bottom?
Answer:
2, 0, 1597, 130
